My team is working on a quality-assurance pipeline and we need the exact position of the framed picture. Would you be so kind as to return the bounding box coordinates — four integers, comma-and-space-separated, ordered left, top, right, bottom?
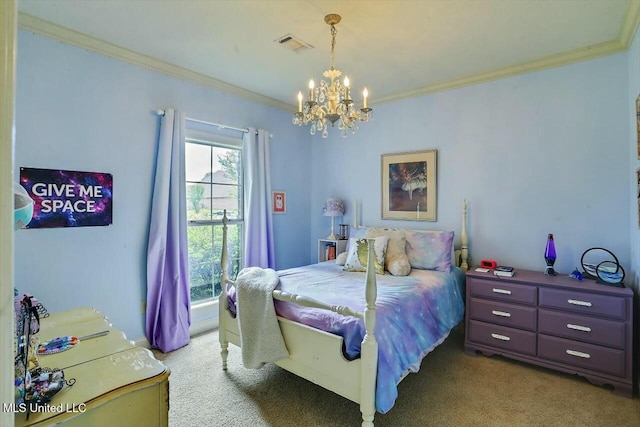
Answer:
636, 95, 640, 159
381, 149, 437, 221
272, 191, 286, 214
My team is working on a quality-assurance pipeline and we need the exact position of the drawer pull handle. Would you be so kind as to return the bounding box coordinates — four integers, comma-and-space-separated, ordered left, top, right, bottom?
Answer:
567, 299, 592, 307
566, 349, 591, 359
492, 288, 512, 295
567, 323, 591, 332
491, 310, 512, 318
490, 333, 511, 341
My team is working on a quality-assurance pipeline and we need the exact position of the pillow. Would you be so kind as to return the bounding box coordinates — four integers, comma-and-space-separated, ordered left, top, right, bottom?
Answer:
335, 251, 348, 266
345, 226, 367, 254
344, 236, 389, 275
364, 227, 411, 276
405, 230, 454, 272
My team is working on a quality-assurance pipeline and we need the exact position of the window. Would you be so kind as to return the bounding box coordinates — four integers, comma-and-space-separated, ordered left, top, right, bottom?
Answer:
185, 131, 243, 304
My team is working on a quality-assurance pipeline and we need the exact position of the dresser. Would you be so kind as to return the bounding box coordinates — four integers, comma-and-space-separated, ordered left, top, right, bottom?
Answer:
464, 269, 634, 397
15, 307, 170, 427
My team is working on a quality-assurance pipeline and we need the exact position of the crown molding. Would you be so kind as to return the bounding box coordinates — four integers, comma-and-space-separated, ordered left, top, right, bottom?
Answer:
373, 2, 640, 106
18, 6, 640, 111
375, 38, 628, 105
17, 13, 293, 112
620, 0, 640, 49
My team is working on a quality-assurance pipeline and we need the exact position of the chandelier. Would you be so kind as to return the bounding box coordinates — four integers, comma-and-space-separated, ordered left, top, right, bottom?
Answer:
292, 14, 372, 138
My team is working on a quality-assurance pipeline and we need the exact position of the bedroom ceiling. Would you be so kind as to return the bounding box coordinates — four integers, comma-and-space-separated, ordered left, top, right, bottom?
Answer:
17, 0, 639, 111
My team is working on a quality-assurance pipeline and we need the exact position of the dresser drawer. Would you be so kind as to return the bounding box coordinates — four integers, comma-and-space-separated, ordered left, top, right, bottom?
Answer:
468, 320, 536, 355
538, 309, 626, 349
469, 298, 537, 331
468, 278, 537, 305
538, 334, 625, 377
539, 288, 627, 320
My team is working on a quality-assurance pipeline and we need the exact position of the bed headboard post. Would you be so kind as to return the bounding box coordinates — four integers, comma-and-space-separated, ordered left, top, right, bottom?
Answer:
219, 210, 230, 370
460, 199, 469, 272
354, 200, 359, 228
364, 238, 377, 335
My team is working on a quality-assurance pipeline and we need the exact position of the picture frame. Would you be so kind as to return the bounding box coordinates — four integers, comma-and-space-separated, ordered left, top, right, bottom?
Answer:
272, 191, 286, 214
381, 149, 437, 221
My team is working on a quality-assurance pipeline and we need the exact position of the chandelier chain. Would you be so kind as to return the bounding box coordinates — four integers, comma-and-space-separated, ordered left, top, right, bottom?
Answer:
330, 24, 337, 71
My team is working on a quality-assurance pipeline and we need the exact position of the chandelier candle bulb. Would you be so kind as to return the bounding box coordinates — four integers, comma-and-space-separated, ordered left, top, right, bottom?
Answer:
298, 92, 303, 112
344, 77, 350, 100
363, 87, 368, 108
309, 80, 315, 100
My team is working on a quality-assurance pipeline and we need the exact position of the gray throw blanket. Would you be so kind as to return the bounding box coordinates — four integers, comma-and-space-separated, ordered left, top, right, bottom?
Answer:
236, 267, 289, 368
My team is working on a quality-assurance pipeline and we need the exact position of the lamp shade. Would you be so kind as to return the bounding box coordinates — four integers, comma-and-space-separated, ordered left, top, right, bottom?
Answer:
322, 198, 345, 217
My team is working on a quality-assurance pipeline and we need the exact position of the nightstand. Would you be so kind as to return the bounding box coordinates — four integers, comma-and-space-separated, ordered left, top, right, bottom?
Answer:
317, 239, 348, 262
464, 268, 634, 397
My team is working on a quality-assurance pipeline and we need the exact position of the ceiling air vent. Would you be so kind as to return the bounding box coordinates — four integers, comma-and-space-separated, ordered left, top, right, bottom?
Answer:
274, 33, 313, 53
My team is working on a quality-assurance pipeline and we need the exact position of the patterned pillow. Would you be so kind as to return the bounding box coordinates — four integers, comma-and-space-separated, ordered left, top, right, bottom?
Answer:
345, 226, 367, 254
405, 230, 454, 272
364, 227, 411, 276
344, 236, 389, 275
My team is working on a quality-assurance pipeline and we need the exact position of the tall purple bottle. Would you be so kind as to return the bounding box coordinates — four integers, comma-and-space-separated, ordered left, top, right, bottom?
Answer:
544, 233, 557, 276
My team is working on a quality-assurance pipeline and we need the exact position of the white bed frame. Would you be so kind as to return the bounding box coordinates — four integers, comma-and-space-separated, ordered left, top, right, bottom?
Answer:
218, 200, 469, 426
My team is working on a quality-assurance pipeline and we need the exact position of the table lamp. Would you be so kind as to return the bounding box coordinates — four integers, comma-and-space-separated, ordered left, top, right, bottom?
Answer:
323, 198, 345, 240
544, 233, 557, 276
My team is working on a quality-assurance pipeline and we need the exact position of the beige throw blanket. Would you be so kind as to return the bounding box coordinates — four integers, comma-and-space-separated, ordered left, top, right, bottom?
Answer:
236, 267, 289, 369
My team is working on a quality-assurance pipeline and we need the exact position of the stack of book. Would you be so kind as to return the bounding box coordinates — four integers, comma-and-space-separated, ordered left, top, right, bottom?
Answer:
325, 243, 336, 261
494, 266, 515, 277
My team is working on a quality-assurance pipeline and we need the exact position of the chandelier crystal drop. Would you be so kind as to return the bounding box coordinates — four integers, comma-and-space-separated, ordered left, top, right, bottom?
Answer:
292, 14, 372, 138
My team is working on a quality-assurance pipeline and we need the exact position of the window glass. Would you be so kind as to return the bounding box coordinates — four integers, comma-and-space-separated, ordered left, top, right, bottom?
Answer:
185, 136, 243, 304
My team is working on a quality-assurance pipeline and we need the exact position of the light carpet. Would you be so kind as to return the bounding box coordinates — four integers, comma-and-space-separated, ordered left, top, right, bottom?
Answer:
153, 325, 640, 427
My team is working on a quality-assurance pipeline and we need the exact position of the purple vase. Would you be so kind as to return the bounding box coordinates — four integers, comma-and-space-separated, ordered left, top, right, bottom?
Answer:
544, 233, 557, 276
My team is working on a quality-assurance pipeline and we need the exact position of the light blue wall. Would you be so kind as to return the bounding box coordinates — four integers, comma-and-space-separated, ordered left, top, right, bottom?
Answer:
14, 31, 310, 340
310, 54, 630, 277
15, 29, 635, 343
627, 21, 640, 351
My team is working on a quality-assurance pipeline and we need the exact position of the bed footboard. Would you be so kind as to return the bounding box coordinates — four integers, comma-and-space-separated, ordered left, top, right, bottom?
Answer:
218, 212, 378, 427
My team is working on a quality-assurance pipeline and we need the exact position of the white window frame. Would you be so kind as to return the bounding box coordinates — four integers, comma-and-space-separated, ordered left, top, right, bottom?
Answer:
185, 128, 244, 313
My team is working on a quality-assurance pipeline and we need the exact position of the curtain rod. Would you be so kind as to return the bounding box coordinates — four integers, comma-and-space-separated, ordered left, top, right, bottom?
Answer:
155, 109, 249, 134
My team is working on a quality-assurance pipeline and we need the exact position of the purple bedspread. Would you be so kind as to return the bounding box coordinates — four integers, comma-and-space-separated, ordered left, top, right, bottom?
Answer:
228, 261, 465, 414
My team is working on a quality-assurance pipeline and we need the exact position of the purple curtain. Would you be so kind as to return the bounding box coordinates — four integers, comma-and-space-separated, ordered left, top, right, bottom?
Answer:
243, 128, 275, 268
146, 109, 191, 352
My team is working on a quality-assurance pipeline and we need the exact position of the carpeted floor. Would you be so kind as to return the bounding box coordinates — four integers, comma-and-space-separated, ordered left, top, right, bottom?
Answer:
153, 325, 640, 427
